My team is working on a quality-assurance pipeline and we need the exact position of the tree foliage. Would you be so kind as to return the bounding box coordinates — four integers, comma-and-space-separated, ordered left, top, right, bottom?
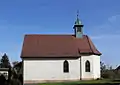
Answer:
0, 53, 11, 68
100, 61, 106, 71
100, 61, 120, 79
12, 61, 23, 84
12, 61, 19, 67
0, 53, 22, 85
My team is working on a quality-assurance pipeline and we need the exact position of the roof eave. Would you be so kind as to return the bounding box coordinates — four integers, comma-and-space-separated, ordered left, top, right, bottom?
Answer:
21, 56, 81, 58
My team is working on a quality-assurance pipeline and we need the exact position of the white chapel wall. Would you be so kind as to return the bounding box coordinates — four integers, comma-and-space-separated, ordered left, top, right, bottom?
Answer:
93, 55, 101, 79
23, 58, 80, 81
81, 55, 100, 79
23, 55, 100, 82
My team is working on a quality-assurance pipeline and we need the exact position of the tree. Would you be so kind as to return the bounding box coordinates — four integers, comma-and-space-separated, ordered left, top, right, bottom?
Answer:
12, 61, 23, 85
100, 61, 106, 71
0, 53, 11, 68
100, 61, 108, 78
100, 61, 118, 79
12, 61, 19, 67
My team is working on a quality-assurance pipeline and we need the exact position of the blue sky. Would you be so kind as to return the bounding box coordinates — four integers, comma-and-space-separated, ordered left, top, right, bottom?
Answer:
0, 0, 120, 68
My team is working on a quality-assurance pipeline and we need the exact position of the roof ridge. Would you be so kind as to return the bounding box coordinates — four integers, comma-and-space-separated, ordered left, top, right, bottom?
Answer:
25, 34, 74, 36
25, 34, 87, 36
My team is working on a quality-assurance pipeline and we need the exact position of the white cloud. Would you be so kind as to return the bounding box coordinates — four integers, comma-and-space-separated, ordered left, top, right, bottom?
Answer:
108, 15, 120, 23
90, 14, 120, 40
89, 14, 120, 35
91, 34, 120, 40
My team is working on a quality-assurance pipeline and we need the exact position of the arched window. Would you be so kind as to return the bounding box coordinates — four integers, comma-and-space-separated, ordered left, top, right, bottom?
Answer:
63, 60, 69, 73
85, 60, 90, 72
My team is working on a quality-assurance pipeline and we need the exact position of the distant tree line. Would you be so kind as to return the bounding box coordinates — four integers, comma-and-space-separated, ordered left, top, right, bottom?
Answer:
100, 61, 120, 80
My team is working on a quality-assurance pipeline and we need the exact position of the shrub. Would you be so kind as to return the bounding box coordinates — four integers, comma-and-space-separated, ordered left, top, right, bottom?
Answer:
10, 78, 21, 85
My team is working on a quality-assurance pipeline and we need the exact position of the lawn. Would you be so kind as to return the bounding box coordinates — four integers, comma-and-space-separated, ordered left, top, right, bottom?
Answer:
39, 80, 120, 85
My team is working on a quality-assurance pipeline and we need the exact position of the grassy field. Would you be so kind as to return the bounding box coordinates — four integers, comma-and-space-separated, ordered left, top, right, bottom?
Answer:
39, 80, 120, 85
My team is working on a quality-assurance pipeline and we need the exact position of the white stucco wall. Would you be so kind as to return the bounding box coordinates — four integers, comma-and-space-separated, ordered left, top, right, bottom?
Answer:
24, 58, 80, 81
81, 55, 100, 79
93, 55, 101, 79
23, 55, 100, 82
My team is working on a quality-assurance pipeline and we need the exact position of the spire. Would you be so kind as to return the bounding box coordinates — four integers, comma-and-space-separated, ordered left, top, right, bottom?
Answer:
73, 10, 84, 38
75, 10, 82, 25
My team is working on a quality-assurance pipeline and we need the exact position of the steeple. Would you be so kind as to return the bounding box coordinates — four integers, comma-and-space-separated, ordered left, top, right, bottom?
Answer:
75, 11, 82, 25
73, 10, 84, 38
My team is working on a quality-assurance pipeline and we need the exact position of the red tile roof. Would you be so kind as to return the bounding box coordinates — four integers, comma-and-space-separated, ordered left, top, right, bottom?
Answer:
21, 34, 101, 58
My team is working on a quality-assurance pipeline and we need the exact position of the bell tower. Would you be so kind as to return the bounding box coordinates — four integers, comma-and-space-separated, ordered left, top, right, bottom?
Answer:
73, 11, 84, 38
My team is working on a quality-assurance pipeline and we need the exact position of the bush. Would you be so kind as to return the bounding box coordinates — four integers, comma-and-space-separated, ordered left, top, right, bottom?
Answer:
10, 78, 21, 85
0, 74, 7, 85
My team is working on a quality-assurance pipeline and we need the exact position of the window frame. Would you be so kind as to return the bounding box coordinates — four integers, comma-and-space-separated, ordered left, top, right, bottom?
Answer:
85, 60, 90, 72
63, 60, 69, 73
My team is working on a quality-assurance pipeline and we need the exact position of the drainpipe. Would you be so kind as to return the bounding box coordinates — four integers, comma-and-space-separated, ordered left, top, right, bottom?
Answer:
80, 56, 82, 80
22, 59, 24, 85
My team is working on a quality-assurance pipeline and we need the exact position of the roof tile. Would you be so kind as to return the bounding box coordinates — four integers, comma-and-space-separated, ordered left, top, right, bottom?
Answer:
21, 34, 101, 58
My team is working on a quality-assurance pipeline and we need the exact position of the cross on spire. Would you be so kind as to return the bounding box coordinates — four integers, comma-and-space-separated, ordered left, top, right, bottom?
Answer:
75, 10, 82, 25
77, 10, 79, 19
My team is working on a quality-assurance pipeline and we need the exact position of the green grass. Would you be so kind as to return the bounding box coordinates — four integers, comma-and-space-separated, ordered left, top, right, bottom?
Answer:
39, 80, 120, 85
